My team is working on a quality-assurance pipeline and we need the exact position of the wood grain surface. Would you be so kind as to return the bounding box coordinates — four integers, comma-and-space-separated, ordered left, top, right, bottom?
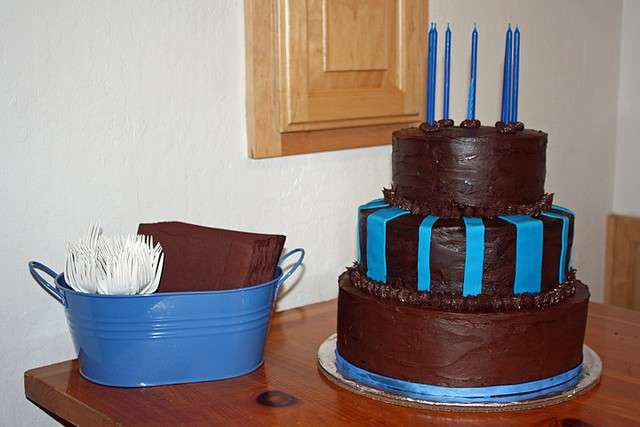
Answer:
245, 0, 427, 158
606, 214, 640, 310
25, 300, 640, 426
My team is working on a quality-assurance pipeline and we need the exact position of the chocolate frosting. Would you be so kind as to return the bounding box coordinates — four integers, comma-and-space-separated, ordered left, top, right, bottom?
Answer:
347, 267, 578, 313
358, 207, 575, 296
495, 120, 526, 134
459, 119, 481, 128
418, 119, 455, 133
383, 188, 554, 218
391, 126, 547, 213
337, 272, 589, 387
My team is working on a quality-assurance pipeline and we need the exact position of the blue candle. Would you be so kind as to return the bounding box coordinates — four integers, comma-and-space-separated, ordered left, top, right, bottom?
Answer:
500, 25, 513, 123
429, 24, 438, 124
510, 26, 520, 123
466, 24, 478, 120
425, 23, 434, 123
443, 24, 451, 120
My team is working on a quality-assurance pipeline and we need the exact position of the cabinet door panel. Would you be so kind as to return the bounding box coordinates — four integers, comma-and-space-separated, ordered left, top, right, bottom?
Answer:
324, 0, 390, 72
278, 0, 425, 132
245, 0, 427, 158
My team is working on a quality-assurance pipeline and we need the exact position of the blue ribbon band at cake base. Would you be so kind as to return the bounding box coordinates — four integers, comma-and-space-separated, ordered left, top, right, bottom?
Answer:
335, 351, 583, 404
417, 215, 439, 291
357, 199, 390, 264
366, 207, 410, 282
541, 211, 569, 283
463, 217, 484, 296
498, 214, 543, 294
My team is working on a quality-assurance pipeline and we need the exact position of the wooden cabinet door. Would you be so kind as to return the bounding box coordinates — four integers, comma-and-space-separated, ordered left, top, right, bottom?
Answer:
277, 0, 424, 132
606, 214, 640, 310
246, 0, 428, 158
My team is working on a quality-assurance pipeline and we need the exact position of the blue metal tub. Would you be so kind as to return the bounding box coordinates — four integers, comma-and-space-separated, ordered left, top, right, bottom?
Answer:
28, 249, 304, 387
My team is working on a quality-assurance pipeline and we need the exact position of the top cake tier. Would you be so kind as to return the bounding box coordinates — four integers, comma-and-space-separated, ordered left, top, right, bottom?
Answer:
387, 126, 550, 217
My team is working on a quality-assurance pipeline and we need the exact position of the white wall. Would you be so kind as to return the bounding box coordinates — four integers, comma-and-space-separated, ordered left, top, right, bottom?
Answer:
0, 1, 622, 425
613, 0, 640, 216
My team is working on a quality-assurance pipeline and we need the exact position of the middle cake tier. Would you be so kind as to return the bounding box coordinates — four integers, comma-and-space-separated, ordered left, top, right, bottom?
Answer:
358, 199, 574, 297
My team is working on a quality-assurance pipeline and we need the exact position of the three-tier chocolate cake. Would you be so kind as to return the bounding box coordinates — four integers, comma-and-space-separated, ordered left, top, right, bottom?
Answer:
335, 123, 590, 401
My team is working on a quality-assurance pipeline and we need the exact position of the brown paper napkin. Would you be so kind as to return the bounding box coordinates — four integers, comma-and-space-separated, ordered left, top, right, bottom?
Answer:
137, 221, 286, 292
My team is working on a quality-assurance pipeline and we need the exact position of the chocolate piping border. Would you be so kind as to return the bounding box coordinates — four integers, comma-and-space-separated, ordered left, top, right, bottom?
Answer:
346, 265, 582, 313
383, 188, 554, 219
495, 120, 525, 134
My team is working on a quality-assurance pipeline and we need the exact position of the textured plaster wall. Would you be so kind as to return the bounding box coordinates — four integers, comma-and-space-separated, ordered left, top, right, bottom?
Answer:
0, 0, 622, 424
613, 0, 640, 216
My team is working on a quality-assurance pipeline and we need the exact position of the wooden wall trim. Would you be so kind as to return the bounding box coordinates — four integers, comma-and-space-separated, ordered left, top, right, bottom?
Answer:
605, 214, 640, 310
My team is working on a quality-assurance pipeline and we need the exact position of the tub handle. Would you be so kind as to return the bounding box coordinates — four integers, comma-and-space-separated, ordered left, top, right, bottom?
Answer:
276, 248, 305, 297
28, 261, 66, 306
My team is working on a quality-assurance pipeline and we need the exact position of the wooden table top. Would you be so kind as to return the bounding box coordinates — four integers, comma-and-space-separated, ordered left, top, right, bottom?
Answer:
25, 300, 640, 426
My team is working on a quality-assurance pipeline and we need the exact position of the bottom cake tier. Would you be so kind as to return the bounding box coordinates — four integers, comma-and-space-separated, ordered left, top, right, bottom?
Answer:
336, 271, 589, 388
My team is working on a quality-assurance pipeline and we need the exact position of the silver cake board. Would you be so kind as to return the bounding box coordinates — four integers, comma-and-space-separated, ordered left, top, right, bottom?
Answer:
317, 334, 601, 412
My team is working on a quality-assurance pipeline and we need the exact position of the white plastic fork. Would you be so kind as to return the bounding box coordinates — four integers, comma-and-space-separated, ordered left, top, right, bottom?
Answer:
65, 225, 164, 295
